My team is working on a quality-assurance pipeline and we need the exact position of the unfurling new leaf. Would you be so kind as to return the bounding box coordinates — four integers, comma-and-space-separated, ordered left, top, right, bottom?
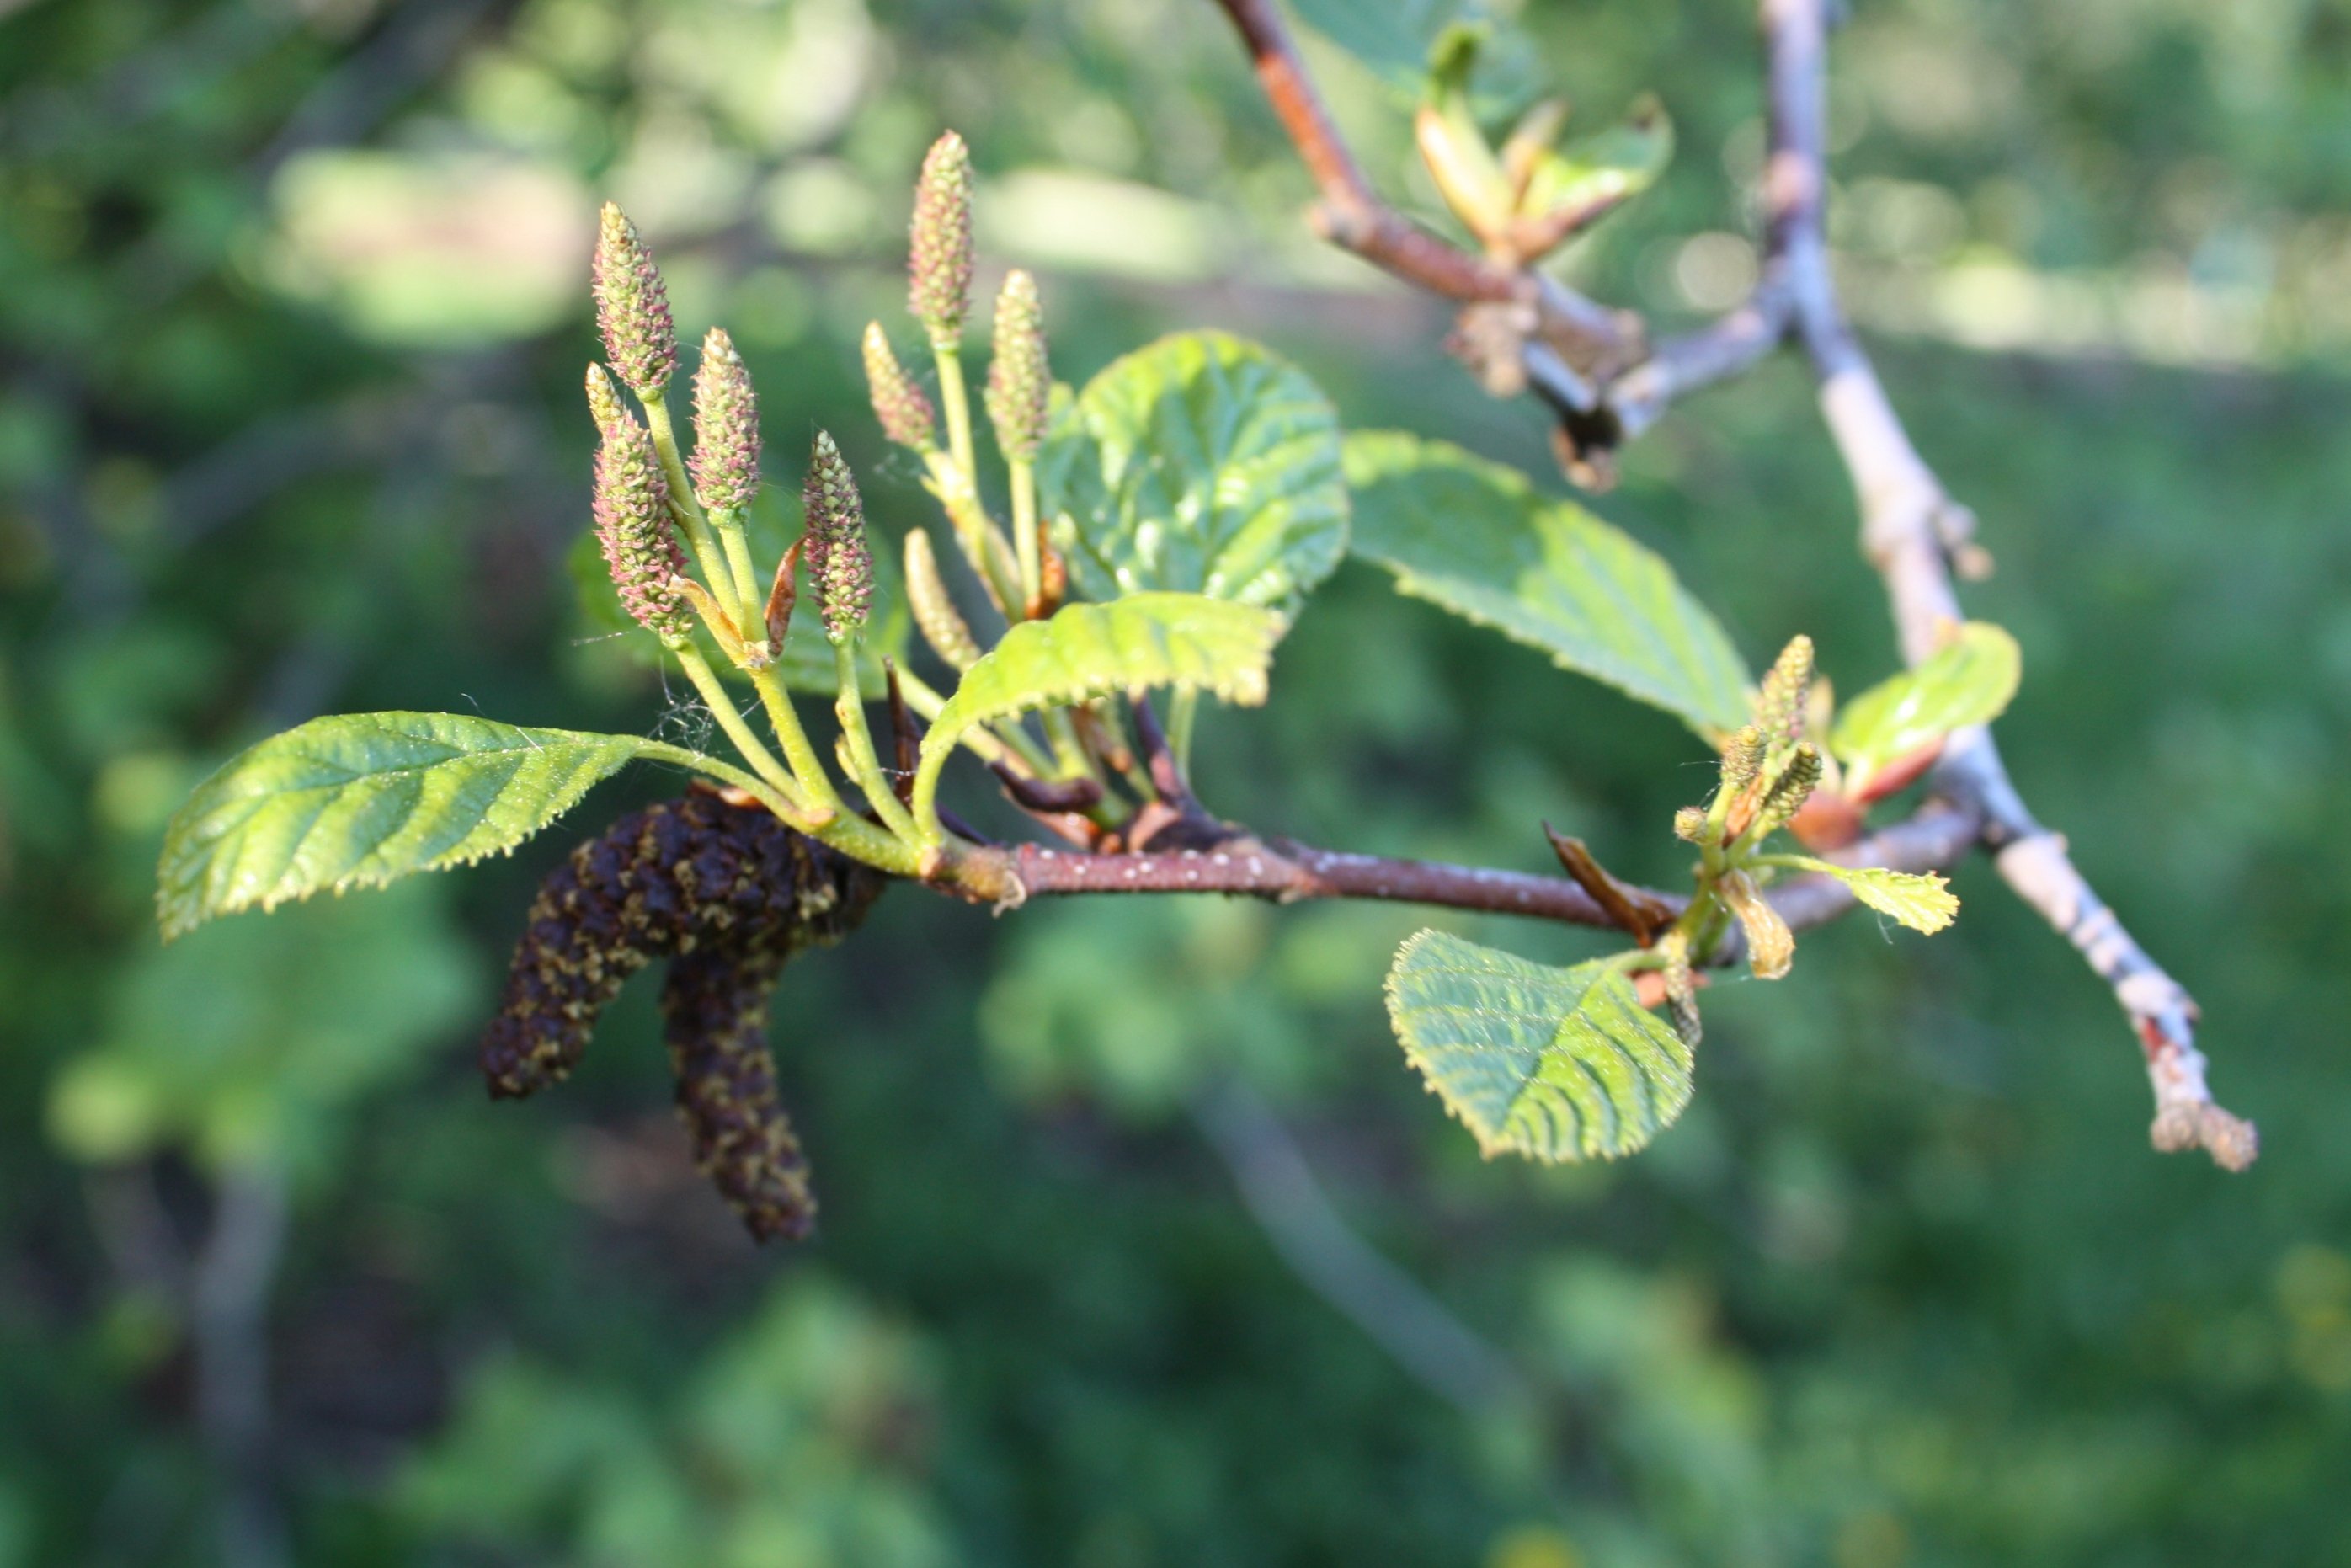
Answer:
1767, 856, 1959, 935
1830, 621, 2022, 792
1385, 931, 1694, 1163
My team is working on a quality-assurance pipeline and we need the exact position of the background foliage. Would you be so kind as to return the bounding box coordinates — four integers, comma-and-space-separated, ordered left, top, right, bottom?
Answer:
3, 0, 2348, 1562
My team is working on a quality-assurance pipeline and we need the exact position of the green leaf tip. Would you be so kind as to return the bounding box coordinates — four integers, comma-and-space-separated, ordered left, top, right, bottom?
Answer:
157, 712, 664, 941
1384, 930, 1694, 1164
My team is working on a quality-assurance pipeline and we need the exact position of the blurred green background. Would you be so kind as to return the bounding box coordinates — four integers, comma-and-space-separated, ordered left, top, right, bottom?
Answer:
4, 0, 2348, 1563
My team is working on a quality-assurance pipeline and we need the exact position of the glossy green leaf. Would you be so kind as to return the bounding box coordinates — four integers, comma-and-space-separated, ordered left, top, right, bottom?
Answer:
1769, 857, 1959, 935
1385, 930, 1694, 1163
1829, 622, 2022, 788
157, 712, 661, 939
1344, 430, 1751, 736
1038, 331, 1348, 621
1517, 96, 1673, 221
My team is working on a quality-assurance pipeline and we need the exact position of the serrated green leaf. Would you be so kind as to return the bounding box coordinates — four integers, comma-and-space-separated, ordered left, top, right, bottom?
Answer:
913, 595, 1281, 818
1384, 930, 1694, 1163
1344, 430, 1751, 736
1517, 96, 1672, 221
157, 712, 659, 939
1038, 331, 1347, 621
1769, 857, 1959, 935
1829, 622, 2021, 788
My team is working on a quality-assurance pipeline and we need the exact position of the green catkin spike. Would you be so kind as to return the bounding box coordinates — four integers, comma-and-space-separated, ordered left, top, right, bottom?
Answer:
1719, 723, 1765, 789
689, 327, 760, 517
590, 202, 676, 397
1748, 742, 1822, 840
1755, 633, 1815, 752
984, 269, 1050, 461
909, 131, 975, 348
592, 409, 691, 642
802, 432, 873, 645
863, 322, 936, 451
904, 528, 982, 670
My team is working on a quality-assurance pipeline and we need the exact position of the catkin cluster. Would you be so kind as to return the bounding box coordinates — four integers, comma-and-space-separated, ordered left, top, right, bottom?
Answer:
478, 790, 886, 1239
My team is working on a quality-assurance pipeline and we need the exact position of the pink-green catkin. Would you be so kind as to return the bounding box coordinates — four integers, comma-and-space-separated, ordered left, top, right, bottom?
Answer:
862, 322, 936, 451
591, 203, 676, 396
802, 432, 872, 645
594, 410, 690, 641
690, 327, 760, 516
984, 269, 1049, 461
909, 131, 974, 347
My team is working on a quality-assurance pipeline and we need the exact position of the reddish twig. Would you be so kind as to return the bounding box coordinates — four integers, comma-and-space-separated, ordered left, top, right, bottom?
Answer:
968, 802, 1966, 945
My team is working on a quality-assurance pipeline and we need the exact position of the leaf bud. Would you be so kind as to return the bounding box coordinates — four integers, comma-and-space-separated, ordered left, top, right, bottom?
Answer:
1673, 805, 1710, 845
689, 327, 760, 516
590, 202, 676, 396
764, 537, 802, 652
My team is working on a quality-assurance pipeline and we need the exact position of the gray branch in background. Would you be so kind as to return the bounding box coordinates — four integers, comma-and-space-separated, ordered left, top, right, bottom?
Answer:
1750, 0, 2252, 1168
1191, 1079, 1526, 1416
192, 1165, 291, 1568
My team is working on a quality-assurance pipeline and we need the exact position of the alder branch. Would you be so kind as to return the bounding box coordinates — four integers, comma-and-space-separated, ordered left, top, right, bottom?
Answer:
969, 800, 1969, 950
1198, 0, 2252, 1165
